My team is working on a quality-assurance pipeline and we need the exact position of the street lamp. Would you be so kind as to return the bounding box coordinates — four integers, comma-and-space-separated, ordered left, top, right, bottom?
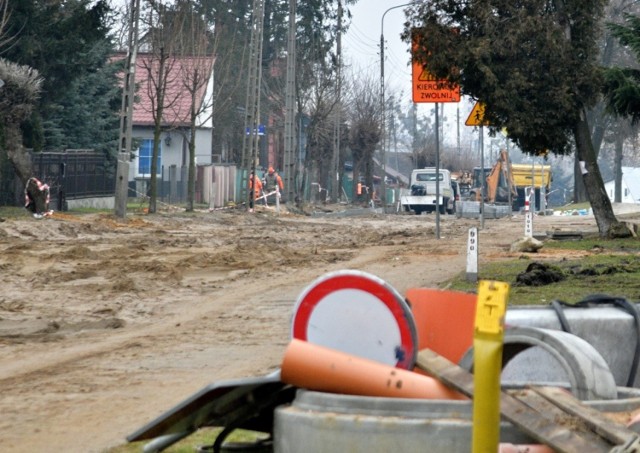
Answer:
380, 2, 412, 212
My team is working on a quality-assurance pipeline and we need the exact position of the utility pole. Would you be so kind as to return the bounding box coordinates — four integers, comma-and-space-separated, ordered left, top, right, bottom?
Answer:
283, 0, 297, 204
331, 1, 342, 202
380, 3, 411, 212
114, 0, 141, 219
241, 0, 265, 210
457, 104, 461, 155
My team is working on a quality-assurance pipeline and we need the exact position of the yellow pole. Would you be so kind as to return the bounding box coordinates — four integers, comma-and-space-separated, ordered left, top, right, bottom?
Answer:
472, 280, 509, 453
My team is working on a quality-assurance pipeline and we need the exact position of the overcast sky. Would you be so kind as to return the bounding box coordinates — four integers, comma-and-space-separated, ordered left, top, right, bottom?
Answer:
344, 1, 412, 101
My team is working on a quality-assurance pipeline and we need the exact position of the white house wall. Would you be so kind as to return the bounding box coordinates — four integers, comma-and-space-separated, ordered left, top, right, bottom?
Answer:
194, 128, 212, 165
128, 126, 212, 181
196, 74, 214, 129
605, 167, 640, 204
605, 180, 636, 204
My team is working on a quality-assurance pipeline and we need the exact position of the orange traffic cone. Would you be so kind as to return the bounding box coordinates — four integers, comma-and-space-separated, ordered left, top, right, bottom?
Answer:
280, 339, 465, 400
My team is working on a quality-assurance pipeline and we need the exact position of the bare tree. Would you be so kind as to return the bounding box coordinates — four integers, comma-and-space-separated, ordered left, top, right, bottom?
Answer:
347, 73, 382, 204
108, 0, 133, 52
139, 1, 183, 213
302, 71, 341, 203
175, 3, 215, 212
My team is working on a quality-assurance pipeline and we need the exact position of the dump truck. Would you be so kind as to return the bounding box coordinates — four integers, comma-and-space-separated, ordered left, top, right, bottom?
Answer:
400, 168, 455, 215
511, 163, 552, 211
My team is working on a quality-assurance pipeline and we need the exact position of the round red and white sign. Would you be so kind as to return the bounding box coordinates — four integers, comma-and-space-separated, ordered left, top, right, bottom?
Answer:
291, 270, 417, 370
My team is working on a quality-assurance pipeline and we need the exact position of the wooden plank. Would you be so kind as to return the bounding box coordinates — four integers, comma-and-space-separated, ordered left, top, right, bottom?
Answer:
508, 388, 612, 450
532, 386, 637, 446
416, 349, 611, 453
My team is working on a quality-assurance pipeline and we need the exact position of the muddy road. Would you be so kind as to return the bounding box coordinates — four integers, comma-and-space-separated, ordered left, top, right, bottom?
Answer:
0, 206, 616, 452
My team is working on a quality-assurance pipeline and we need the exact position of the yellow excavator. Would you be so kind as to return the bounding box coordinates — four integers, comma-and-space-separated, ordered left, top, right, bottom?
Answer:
469, 150, 518, 207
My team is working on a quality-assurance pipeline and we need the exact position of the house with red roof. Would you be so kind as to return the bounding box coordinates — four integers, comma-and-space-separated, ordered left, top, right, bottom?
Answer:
123, 52, 215, 198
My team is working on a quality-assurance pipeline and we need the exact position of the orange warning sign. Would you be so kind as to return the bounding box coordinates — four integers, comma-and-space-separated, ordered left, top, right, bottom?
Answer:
465, 101, 490, 126
412, 62, 460, 103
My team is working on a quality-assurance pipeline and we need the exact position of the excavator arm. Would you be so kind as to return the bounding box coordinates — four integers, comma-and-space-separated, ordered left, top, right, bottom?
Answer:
473, 150, 517, 204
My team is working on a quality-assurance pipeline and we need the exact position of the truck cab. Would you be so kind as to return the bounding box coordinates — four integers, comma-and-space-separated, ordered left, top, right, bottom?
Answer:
400, 168, 454, 215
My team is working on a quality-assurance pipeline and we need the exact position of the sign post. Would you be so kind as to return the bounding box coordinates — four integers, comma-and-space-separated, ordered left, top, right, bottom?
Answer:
411, 40, 460, 240
465, 101, 490, 229
412, 65, 461, 103
524, 188, 534, 238
465, 101, 488, 127
466, 227, 478, 282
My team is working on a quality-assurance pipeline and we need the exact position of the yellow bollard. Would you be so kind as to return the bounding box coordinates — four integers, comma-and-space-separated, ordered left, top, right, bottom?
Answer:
472, 280, 509, 453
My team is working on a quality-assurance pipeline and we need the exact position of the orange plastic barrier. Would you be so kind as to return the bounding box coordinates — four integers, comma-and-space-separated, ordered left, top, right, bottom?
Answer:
406, 288, 478, 364
280, 339, 466, 400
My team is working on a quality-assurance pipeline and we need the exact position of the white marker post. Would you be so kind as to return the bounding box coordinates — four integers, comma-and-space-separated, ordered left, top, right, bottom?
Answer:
524, 188, 533, 238
466, 227, 478, 282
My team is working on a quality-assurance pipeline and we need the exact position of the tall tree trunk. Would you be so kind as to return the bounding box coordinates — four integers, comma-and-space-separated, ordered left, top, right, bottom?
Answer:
573, 158, 587, 203
187, 126, 196, 212
5, 122, 32, 185
575, 103, 609, 203
614, 136, 623, 203
149, 126, 161, 214
352, 159, 361, 203
573, 110, 630, 238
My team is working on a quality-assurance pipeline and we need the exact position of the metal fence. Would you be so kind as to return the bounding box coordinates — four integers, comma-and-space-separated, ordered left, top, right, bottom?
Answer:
131, 166, 189, 204
1, 152, 239, 210
31, 150, 115, 210
132, 164, 238, 208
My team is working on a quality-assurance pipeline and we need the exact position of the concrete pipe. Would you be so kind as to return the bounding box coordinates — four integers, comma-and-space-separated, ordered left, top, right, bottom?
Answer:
458, 326, 618, 401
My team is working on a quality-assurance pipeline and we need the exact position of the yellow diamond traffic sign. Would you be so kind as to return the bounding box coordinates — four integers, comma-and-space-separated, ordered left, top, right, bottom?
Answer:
465, 101, 490, 126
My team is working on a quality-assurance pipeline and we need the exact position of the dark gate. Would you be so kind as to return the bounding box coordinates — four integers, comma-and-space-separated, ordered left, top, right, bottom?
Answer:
31, 150, 116, 211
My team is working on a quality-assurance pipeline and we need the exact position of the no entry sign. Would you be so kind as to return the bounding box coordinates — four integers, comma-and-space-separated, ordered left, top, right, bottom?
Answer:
291, 270, 417, 370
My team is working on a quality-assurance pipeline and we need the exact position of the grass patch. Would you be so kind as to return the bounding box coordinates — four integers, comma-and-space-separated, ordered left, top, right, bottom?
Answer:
543, 236, 640, 252
554, 202, 591, 212
446, 242, 640, 305
0, 206, 32, 219
105, 428, 268, 453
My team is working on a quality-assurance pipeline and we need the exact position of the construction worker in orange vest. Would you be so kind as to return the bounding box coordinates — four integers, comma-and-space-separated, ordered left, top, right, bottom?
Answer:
248, 171, 263, 210
263, 167, 284, 203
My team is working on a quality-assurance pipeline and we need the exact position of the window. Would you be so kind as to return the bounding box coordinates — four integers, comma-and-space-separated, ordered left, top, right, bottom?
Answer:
416, 173, 443, 182
625, 188, 629, 197
138, 139, 161, 176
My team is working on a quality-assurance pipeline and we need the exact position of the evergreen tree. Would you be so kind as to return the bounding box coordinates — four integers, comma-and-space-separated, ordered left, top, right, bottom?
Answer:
2, 0, 119, 154
404, 0, 631, 238
604, 13, 640, 123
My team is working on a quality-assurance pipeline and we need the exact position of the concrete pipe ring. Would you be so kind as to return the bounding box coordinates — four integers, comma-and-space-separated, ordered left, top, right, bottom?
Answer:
458, 326, 617, 400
